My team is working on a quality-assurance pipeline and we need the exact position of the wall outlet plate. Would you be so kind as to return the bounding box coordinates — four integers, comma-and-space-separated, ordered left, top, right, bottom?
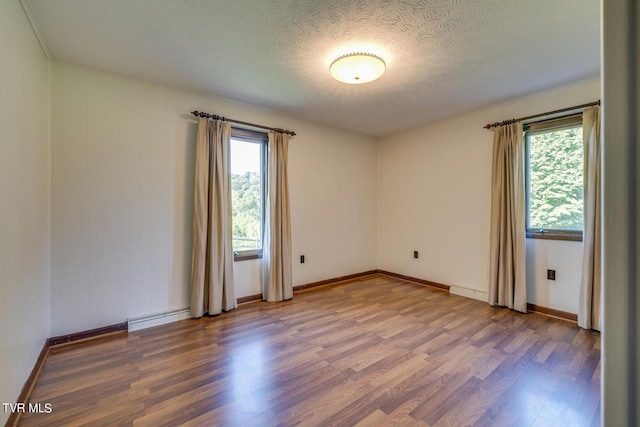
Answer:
413, 250, 419, 259
547, 269, 556, 280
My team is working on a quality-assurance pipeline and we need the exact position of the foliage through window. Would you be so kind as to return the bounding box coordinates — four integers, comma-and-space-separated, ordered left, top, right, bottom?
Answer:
230, 128, 267, 258
525, 115, 583, 241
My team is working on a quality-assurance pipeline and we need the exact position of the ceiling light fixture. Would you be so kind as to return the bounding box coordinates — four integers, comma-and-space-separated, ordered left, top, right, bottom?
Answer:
330, 53, 386, 84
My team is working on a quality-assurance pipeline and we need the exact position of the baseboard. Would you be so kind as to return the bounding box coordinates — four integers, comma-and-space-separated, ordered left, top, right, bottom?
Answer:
293, 270, 379, 292
237, 293, 262, 304
450, 285, 488, 302
128, 308, 192, 332
47, 322, 128, 346
527, 303, 578, 322
376, 270, 450, 292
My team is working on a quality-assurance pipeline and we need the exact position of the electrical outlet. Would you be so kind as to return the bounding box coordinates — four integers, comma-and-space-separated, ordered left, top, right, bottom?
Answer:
413, 250, 419, 259
547, 269, 556, 280
300, 255, 305, 264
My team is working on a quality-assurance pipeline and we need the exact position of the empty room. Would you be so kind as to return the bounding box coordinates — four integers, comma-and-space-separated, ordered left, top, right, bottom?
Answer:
1, 0, 638, 426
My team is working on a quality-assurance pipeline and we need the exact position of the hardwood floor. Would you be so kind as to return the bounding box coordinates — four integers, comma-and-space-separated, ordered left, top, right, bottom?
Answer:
19, 275, 601, 426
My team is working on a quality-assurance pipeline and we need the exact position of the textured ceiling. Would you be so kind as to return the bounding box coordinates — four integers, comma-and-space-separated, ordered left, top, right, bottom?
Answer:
26, 0, 600, 137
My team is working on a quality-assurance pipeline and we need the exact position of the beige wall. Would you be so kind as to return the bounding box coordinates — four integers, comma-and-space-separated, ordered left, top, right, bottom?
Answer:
377, 79, 600, 312
0, 1, 51, 424
50, 63, 378, 335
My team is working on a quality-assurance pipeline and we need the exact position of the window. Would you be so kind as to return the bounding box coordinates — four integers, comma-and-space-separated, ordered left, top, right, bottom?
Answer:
230, 128, 267, 260
525, 115, 583, 241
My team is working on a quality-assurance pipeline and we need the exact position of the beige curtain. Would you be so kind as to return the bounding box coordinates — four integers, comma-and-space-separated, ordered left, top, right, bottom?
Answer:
578, 106, 602, 330
190, 118, 237, 318
488, 122, 527, 313
262, 132, 293, 302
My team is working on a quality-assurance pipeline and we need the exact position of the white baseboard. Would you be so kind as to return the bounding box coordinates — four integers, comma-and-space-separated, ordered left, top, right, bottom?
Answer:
450, 285, 488, 302
128, 308, 191, 332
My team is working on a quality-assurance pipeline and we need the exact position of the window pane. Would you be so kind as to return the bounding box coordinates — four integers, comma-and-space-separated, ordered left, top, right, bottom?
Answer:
527, 125, 583, 231
230, 139, 263, 252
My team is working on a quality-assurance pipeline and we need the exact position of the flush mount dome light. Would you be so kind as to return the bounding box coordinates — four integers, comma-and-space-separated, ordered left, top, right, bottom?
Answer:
330, 53, 386, 84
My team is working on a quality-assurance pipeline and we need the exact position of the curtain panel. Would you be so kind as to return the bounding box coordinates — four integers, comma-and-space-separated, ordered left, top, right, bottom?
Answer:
262, 132, 293, 302
488, 122, 527, 313
190, 118, 237, 318
578, 106, 602, 330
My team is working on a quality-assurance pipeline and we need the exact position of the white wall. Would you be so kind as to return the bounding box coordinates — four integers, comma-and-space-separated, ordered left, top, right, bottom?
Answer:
377, 79, 599, 312
525, 238, 583, 314
0, 1, 51, 424
50, 63, 378, 335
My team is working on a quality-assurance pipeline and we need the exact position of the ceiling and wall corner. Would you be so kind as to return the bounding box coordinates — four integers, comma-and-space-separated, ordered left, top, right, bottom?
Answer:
25, 0, 600, 137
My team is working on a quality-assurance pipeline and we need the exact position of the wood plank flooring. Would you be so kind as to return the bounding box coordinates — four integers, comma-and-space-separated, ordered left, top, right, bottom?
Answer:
19, 275, 601, 426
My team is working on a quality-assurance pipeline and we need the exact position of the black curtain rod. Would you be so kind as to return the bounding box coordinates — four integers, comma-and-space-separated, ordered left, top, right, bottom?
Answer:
483, 100, 601, 130
191, 110, 296, 136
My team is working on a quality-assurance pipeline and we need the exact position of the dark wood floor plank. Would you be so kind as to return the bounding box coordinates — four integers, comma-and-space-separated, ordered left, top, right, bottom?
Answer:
18, 275, 601, 426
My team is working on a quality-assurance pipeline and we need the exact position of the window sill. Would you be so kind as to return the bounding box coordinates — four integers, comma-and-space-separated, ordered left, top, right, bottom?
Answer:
526, 231, 583, 242
234, 252, 262, 262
